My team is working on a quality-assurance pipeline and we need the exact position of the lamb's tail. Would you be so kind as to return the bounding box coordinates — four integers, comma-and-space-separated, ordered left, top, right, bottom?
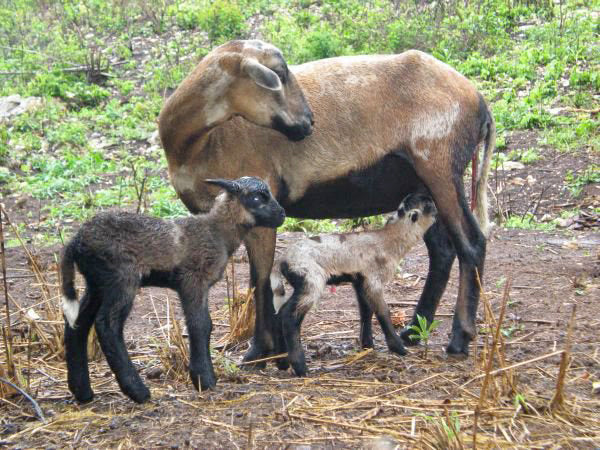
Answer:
270, 267, 290, 314
60, 240, 79, 328
474, 111, 495, 239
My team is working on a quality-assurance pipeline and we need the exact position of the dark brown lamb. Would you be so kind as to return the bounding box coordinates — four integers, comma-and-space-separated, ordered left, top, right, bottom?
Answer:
60, 177, 285, 404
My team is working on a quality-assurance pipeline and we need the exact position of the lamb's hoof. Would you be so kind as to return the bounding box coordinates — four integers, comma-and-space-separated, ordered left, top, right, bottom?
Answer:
399, 326, 421, 346
73, 390, 94, 404
276, 357, 290, 371
360, 337, 374, 350
388, 340, 408, 356
241, 343, 270, 370
291, 361, 308, 377
190, 371, 217, 392
127, 386, 151, 404
289, 351, 308, 377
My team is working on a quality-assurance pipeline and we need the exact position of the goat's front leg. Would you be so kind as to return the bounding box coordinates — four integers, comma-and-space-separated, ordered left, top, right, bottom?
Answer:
400, 220, 456, 346
242, 228, 283, 369
357, 278, 407, 356
178, 279, 216, 391
352, 281, 374, 349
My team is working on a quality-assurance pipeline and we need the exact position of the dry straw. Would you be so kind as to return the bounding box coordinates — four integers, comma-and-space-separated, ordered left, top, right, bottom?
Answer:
1, 218, 599, 447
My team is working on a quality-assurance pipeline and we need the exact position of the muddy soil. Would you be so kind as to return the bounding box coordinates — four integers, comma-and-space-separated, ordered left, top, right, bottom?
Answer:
1, 131, 599, 447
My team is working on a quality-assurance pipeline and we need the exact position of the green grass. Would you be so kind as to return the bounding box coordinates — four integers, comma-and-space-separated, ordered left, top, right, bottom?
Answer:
0, 0, 598, 242
503, 213, 557, 231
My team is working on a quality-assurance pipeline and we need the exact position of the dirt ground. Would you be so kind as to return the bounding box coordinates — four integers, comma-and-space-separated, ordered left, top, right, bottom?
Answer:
1, 133, 599, 447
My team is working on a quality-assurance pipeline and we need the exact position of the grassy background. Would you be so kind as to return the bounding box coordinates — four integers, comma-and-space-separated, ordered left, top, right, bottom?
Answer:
0, 0, 598, 244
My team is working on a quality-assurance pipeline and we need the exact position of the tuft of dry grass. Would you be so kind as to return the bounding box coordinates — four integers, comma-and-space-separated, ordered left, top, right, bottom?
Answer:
217, 259, 255, 348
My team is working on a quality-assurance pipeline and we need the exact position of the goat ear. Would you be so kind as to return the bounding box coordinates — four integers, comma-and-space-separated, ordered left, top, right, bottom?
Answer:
205, 179, 241, 195
241, 58, 282, 91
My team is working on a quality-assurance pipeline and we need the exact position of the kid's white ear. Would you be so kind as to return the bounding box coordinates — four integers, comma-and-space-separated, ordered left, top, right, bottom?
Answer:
241, 57, 282, 91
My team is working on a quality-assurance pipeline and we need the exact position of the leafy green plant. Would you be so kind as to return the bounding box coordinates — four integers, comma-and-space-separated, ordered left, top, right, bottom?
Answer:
408, 314, 440, 358
565, 165, 600, 197
507, 148, 542, 164
174, 0, 247, 42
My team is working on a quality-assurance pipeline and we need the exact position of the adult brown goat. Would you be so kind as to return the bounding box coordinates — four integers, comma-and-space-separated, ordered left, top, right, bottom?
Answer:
158, 40, 495, 366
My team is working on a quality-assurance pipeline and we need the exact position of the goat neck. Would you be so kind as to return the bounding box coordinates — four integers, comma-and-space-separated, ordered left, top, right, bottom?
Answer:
379, 220, 424, 258
204, 193, 253, 254
159, 55, 235, 167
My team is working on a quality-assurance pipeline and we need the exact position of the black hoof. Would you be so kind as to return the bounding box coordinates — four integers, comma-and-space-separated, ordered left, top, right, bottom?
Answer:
291, 360, 308, 377
400, 326, 421, 346
242, 341, 272, 369
360, 337, 374, 349
388, 339, 408, 356
288, 349, 307, 377
127, 386, 151, 404
190, 371, 217, 392
73, 390, 94, 404
276, 357, 290, 371
446, 330, 471, 358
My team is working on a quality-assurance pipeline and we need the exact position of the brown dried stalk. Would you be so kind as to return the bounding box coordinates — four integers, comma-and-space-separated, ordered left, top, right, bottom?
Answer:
550, 304, 576, 411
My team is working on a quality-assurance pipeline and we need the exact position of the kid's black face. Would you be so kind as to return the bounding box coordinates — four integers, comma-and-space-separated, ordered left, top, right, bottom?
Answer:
396, 193, 437, 219
236, 177, 286, 228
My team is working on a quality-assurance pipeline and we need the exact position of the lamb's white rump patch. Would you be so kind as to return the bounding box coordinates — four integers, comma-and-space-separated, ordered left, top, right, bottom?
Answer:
62, 296, 80, 329
270, 273, 289, 314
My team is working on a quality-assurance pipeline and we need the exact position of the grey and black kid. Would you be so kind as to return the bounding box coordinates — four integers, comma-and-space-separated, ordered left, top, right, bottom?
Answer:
61, 176, 285, 403
271, 193, 436, 376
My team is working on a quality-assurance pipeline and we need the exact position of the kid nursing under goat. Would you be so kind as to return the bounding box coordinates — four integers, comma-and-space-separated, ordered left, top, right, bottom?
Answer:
271, 193, 437, 376
61, 176, 285, 403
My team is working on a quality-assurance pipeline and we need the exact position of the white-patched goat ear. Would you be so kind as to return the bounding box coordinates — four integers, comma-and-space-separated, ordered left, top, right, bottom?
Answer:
241, 58, 282, 91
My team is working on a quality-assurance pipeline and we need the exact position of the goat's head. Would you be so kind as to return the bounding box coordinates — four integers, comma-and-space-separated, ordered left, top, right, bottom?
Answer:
214, 40, 314, 141
387, 193, 437, 231
205, 176, 286, 228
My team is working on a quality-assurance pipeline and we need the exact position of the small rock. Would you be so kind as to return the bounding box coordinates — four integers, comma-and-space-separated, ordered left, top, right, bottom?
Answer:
556, 218, 574, 228
593, 381, 600, 395
0, 95, 42, 120
498, 161, 525, 171
146, 367, 163, 379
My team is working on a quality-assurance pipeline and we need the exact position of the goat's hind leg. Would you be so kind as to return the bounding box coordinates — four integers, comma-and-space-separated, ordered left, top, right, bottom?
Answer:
411, 150, 486, 357
65, 288, 101, 403
281, 272, 324, 376
95, 277, 150, 403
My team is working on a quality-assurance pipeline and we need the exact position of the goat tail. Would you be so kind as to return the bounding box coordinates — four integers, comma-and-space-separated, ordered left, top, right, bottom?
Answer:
270, 268, 290, 314
475, 111, 495, 239
60, 240, 80, 328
